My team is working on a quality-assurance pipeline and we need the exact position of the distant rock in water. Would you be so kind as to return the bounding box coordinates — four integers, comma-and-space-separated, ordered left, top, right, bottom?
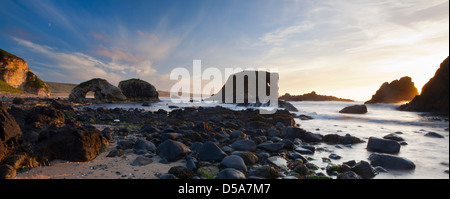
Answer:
365, 76, 418, 104
279, 91, 354, 102
209, 70, 277, 104
69, 78, 127, 103
339, 105, 367, 114
118, 79, 159, 102
0, 48, 50, 96
399, 56, 449, 113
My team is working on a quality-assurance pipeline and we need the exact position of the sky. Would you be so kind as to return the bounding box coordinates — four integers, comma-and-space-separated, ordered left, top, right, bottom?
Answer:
0, 0, 448, 101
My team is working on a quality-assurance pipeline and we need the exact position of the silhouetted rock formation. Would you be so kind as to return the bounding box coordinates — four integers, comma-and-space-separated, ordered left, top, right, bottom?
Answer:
209, 71, 276, 104
118, 79, 159, 102
399, 56, 449, 113
279, 91, 354, 102
0, 49, 50, 96
208, 71, 298, 112
69, 78, 126, 103
365, 76, 418, 104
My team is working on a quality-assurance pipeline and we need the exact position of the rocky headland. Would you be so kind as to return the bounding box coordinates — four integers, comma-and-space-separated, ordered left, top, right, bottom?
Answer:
399, 56, 449, 113
365, 76, 418, 104
279, 91, 354, 102
0, 49, 50, 97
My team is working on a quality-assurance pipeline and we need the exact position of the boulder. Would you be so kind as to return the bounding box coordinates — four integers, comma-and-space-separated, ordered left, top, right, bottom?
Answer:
351, 160, 376, 179
197, 141, 227, 161
118, 79, 159, 102
365, 76, 419, 104
336, 171, 363, 179
367, 137, 401, 154
133, 139, 156, 154
257, 142, 284, 152
369, 153, 416, 170
1, 102, 22, 162
68, 78, 126, 103
339, 105, 367, 114
197, 166, 220, 179
156, 140, 190, 162
399, 56, 449, 113
168, 166, 195, 179
220, 155, 247, 172
217, 168, 246, 179
36, 124, 106, 162
281, 126, 322, 142
130, 155, 153, 166
230, 139, 256, 151
322, 133, 364, 145
248, 166, 282, 179
424, 132, 444, 138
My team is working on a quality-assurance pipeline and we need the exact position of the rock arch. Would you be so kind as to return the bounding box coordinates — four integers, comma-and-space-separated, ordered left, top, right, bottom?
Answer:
69, 78, 126, 103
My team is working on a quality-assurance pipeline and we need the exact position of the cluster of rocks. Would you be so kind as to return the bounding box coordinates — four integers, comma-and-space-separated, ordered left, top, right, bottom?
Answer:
69, 78, 159, 104
0, 99, 110, 178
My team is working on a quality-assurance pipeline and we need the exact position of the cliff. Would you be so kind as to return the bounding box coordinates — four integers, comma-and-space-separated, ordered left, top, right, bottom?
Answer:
279, 91, 354, 102
399, 56, 449, 113
365, 76, 418, 104
0, 49, 50, 96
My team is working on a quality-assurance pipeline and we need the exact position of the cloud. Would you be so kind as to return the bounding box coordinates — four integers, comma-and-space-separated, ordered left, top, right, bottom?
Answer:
12, 37, 158, 85
259, 21, 314, 46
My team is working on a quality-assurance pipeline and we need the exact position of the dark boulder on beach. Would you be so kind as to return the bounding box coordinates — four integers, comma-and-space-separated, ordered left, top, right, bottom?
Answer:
365, 76, 418, 104
118, 78, 159, 102
197, 141, 227, 161
369, 153, 416, 170
156, 140, 190, 162
0, 102, 22, 162
367, 137, 401, 154
339, 105, 367, 114
399, 56, 449, 113
323, 133, 364, 145
35, 124, 107, 162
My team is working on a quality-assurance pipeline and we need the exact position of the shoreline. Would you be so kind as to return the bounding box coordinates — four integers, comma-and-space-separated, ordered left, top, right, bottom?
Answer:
1, 95, 448, 179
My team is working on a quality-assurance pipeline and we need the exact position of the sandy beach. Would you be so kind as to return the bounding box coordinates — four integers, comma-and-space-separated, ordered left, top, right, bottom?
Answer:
15, 142, 184, 179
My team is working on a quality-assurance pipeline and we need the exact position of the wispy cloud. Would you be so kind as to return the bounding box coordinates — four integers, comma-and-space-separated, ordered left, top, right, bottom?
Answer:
13, 37, 157, 85
259, 21, 314, 46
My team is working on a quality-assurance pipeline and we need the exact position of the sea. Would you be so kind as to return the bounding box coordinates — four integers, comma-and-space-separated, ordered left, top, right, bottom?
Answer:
82, 98, 450, 179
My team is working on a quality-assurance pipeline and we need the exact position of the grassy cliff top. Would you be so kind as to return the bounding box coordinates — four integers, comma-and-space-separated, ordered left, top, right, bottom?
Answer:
0, 48, 24, 61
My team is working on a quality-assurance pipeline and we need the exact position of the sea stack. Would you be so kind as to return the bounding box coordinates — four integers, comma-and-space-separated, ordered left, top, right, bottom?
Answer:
118, 78, 159, 102
399, 56, 449, 113
69, 78, 127, 103
365, 76, 418, 104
